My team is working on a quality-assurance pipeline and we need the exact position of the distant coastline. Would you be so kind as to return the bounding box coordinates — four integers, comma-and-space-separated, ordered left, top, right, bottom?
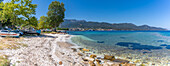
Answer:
60, 19, 167, 31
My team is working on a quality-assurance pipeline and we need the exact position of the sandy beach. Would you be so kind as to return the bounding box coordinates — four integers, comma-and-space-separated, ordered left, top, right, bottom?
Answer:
0, 34, 88, 66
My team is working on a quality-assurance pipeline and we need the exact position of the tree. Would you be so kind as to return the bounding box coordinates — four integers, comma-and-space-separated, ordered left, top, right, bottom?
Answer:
47, 1, 65, 28
0, 0, 3, 3
0, 0, 37, 28
38, 16, 49, 29
27, 16, 38, 29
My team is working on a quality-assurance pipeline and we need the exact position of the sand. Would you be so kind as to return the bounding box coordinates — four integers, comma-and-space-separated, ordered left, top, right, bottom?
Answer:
0, 34, 86, 66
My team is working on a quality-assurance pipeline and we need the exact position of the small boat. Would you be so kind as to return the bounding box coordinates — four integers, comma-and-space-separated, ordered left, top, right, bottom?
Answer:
0, 30, 20, 37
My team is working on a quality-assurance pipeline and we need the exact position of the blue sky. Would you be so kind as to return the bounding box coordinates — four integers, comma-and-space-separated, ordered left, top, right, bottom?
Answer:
3, 0, 170, 29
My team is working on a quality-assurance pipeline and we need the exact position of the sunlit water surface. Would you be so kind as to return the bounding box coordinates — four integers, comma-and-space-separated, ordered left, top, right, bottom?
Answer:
69, 31, 170, 65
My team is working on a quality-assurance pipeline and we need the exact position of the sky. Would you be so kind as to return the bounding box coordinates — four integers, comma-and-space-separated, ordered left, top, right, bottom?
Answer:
3, 0, 170, 29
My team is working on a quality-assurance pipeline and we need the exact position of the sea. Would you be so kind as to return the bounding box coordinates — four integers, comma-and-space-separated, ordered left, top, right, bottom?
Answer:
68, 31, 170, 65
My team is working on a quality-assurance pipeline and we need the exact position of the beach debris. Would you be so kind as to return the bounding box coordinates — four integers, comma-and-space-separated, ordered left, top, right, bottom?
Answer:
104, 55, 115, 61
90, 54, 97, 58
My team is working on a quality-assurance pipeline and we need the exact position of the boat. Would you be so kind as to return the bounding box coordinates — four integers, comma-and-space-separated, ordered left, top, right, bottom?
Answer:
0, 30, 20, 37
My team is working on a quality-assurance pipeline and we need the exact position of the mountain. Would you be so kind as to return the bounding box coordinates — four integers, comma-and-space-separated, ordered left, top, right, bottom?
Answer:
59, 19, 167, 31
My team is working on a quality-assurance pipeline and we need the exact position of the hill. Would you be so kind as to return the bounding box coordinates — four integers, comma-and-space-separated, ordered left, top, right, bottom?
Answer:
59, 19, 167, 31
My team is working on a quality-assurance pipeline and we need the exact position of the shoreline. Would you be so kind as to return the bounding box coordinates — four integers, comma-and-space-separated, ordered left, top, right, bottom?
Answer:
0, 33, 169, 66
67, 34, 137, 66
68, 34, 170, 66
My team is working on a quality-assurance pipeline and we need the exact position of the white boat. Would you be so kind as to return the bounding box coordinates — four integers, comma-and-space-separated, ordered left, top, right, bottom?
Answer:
0, 30, 20, 37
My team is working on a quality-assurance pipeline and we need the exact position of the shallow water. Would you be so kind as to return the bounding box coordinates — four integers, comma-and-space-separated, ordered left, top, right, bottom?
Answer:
69, 31, 170, 65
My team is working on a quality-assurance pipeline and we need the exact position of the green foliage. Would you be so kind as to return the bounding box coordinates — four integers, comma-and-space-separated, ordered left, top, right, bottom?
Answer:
0, 0, 37, 28
47, 1, 65, 28
0, 0, 3, 3
38, 16, 49, 29
56, 27, 68, 30
26, 16, 38, 29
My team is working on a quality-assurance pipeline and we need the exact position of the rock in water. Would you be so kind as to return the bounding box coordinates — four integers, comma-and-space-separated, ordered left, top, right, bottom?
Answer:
104, 55, 115, 61
82, 48, 90, 52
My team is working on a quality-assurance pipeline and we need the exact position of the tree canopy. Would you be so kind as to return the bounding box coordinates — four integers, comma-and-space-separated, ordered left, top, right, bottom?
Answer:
47, 1, 65, 28
38, 16, 49, 29
0, 0, 3, 3
0, 0, 37, 29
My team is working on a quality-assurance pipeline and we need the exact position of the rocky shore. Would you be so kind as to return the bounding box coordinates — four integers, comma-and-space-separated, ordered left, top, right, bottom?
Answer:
0, 34, 136, 66
1, 34, 168, 66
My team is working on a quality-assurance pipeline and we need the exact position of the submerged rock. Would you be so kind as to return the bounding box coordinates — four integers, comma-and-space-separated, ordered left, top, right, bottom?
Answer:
166, 45, 170, 49
104, 55, 115, 61
120, 37, 126, 39
160, 44, 168, 46
157, 40, 164, 42
113, 59, 129, 64
116, 42, 162, 50
97, 41, 104, 43
82, 48, 90, 52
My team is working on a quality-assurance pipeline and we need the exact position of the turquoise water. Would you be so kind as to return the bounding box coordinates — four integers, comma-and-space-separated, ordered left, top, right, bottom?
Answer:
69, 31, 170, 65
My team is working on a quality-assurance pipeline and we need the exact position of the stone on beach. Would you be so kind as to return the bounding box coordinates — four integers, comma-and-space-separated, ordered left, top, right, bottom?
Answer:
84, 57, 95, 61
89, 61, 95, 66
106, 61, 121, 66
121, 63, 136, 66
78, 52, 84, 56
71, 48, 77, 52
96, 62, 102, 66
96, 59, 101, 63
59, 61, 63, 65
90, 54, 97, 58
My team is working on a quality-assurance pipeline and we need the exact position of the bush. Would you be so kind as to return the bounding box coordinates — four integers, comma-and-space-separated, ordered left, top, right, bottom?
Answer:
56, 28, 68, 30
